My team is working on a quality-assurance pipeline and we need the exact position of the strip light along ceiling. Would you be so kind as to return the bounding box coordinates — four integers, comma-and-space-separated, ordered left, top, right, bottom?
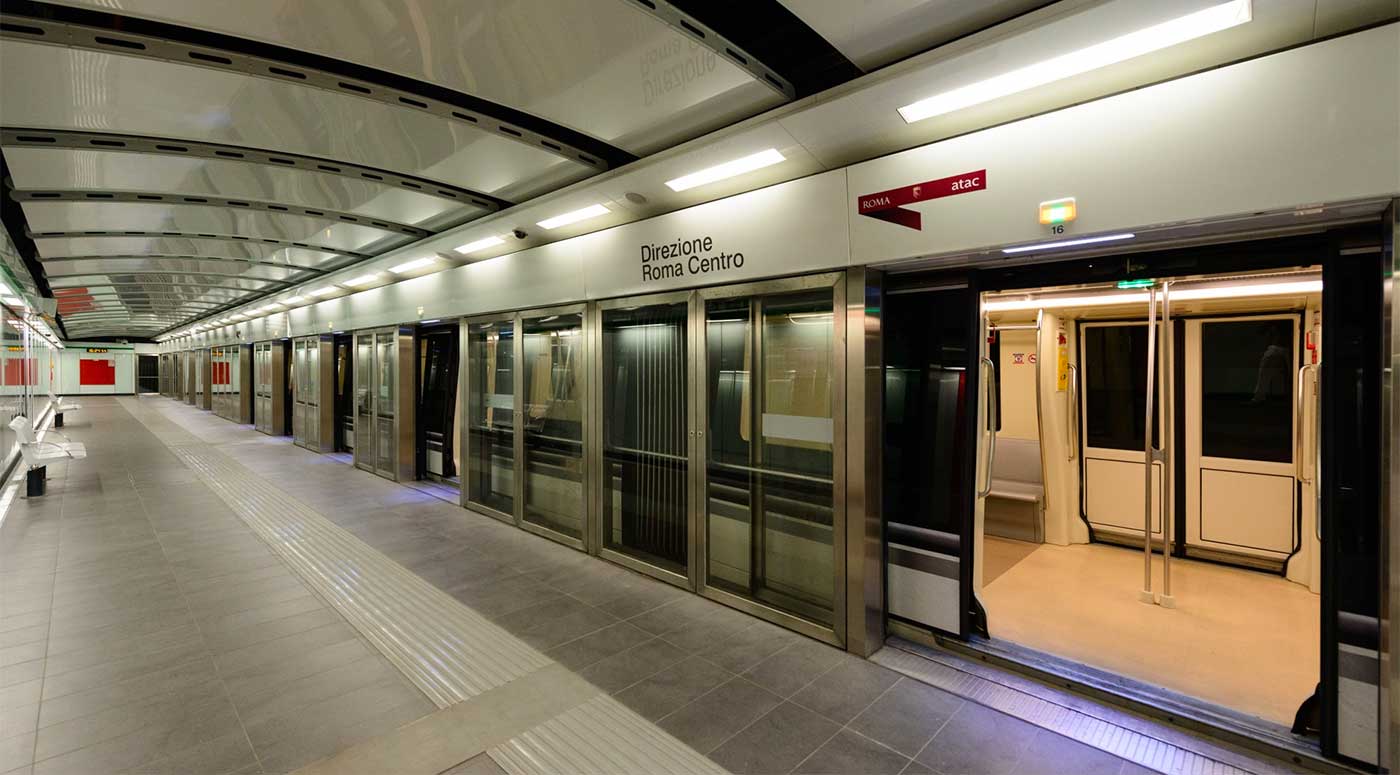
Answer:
456, 236, 505, 255
899, 0, 1252, 123
389, 257, 438, 275
665, 149, 786, 192
309, 286, 339, 297
343, 273, 383, 288
985, 276, 1320, 311
1002, 233, 1135, 254
537, 204, 610, 230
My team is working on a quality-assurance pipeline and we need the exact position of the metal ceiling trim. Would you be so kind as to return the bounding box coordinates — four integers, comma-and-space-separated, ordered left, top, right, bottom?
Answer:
11, 190, 431, 239
46, 269, 293, 286
621, 0, 796, 99
38, 255, 330, 276
0, 3, 633, 171
0, 128, 506, 211
50, 280, 284, 294
25, 231, 376, 260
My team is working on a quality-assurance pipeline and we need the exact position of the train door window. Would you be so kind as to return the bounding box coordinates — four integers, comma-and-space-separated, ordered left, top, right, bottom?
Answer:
701, 280, 841, 629
465, 318, 516, 518
1199, 319, 1294, 462
598, 298, 689, 576
1081, 322, 1163, 540
521, 311, 585, 540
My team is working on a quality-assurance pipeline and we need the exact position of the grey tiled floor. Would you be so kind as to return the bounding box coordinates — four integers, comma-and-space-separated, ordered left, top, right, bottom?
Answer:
7, 396, 1153, 774
0, 401, 433, 775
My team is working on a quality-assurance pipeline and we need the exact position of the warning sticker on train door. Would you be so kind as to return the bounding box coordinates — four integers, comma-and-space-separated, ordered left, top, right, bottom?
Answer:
1056, 331, 1069, 391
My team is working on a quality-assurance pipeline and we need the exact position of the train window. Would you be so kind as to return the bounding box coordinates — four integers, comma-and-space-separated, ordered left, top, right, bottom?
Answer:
1200, 319, 1293, 463
1083, 324, 1157, 451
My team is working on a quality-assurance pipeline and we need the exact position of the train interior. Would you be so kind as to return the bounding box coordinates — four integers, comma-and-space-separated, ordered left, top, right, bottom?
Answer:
975, 265, 1323, 730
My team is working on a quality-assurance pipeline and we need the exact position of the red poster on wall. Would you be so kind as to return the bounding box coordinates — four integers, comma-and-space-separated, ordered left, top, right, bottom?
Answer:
79, 358, 116, 385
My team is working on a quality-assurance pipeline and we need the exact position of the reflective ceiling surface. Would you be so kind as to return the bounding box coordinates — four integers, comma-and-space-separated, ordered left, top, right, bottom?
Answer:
1, 0, 1393, 339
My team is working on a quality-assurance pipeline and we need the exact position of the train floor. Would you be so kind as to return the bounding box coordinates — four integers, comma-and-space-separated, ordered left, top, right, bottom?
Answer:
981, 537, 1319, 726
0, 396, 1297, 775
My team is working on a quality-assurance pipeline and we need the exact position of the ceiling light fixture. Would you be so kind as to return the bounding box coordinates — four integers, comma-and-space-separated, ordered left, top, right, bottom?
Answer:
984, 276, 1321, 312
309, 286, 340, 297
455, 236, 505, 255
283, 296, 306, 306
898, 0, 1253, 123
389, 257, 438, 275
665, 149, 786, 192
343, 274, 383, 288
537, 204, 610, 230
1002, 233, 1135, 254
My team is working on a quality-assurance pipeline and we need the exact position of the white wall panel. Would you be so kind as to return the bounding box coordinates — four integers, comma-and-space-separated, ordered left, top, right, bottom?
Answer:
844, 23, 1400, 266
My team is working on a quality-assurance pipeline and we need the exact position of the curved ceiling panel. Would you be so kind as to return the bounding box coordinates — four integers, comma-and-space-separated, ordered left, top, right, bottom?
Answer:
41, 258, 308, 282
32, 236, 354, 269
50, 273, 283, 292
4, 147, 486, 230
0, 41, 594, 201
38, 0, 784, 155
20, 201, 411, 254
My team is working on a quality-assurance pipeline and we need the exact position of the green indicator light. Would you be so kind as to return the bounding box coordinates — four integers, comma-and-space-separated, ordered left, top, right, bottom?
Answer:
1116, 279, 1156, 289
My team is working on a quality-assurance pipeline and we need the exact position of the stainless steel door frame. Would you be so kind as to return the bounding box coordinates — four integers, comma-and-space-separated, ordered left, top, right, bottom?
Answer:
392, 325, 415, 482
693, 271, 848, 648
353, 332, 374, 471
591, 289, 697, 589
351, 326, 404, 480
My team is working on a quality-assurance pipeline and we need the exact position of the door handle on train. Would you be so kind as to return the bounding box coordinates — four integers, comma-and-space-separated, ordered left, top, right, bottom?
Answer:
1295, 364, 1315, 484
1066, 363, 1079, 461
978, 356, 997, 499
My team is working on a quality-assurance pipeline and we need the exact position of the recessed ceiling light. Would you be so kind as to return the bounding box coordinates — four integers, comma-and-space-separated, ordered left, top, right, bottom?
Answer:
537, 204, 610, 230
455, 236, 505, 255
309, 286, 340, 297
343, 273, 383, 288
898, 0, 1252, 123
283, 296, 306, 305
389, 257, 438, 275
665, 149, 786, 192
259, 304, 284, 313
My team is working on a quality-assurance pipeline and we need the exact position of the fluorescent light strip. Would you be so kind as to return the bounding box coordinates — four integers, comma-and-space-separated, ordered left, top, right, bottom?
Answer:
283, 296, 306, 305
456, 236, 505, 255
1002, 233, 1135, 254
537, 204, 609, 230
985, 278, 1321, 312
665, 149, 786, 192
899, 0, 1252, 123
343, 274, 382, 288
309, 286, 340, 297
390, 257, 438, 275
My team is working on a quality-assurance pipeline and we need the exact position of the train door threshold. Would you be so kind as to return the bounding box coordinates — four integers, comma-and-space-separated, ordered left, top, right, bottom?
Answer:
879, 632, 1350, 774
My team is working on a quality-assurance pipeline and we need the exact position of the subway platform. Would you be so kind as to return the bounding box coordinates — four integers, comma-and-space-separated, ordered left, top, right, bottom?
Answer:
1, 397, 1304, 775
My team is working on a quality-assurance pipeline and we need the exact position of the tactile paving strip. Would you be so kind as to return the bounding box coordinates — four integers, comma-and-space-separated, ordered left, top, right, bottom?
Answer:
124, 398, 550, 708
490, 694, 725, 775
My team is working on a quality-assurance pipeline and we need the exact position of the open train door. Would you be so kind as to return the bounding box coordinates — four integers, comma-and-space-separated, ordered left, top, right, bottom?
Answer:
883, 273, 986, 639
1309, 231, 1386, 768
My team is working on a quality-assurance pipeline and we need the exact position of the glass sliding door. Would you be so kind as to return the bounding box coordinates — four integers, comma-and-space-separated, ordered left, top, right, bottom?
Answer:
597, 296, 690, 578
700, 275, 845, 635
465, 316, 516, 519
374, 331, 397, 476
353, 333, 374, 470
521, 308, 586, 540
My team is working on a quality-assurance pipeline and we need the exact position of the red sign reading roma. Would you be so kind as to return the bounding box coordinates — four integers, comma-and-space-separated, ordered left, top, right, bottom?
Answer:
856, 169, 986, 231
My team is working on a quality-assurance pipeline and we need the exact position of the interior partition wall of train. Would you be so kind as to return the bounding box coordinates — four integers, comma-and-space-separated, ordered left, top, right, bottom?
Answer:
416, 321, 460, 487
352, 326, 414, 481
465, 306, 588, 546
880, 231, 1386, 768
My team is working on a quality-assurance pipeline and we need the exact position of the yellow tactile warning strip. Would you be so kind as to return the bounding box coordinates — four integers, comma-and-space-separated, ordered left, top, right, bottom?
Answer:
120, 398, 725, 775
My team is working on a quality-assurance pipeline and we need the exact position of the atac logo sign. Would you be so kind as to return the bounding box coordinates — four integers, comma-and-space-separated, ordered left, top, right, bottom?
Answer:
856, 170, 986, 231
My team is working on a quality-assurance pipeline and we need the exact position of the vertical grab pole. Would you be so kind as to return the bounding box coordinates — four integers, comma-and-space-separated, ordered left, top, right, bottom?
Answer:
1140, 286, 1158, 604
1159, 282, 1176, 608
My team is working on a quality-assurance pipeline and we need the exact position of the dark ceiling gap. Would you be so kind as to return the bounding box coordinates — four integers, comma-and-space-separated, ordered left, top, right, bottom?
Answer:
0, 0, 636, 169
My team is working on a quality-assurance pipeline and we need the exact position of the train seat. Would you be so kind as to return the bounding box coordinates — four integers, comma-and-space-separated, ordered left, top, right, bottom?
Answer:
986, 437, 1044, 543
